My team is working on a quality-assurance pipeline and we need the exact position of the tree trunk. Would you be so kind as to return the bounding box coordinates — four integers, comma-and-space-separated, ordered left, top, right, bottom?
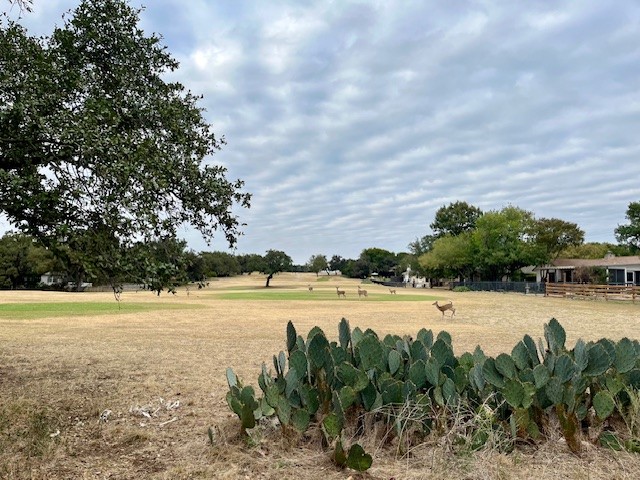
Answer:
265, 273, 273, 287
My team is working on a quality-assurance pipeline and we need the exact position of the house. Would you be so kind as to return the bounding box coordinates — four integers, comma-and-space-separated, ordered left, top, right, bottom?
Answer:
535, 253, 640, 285
40, 272, 64, 286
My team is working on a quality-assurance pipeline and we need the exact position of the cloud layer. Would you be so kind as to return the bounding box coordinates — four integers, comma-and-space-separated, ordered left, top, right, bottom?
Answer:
12, 1, 640, 263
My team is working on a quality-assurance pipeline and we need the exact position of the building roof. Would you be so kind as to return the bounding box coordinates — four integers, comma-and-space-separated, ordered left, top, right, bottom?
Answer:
541, 255, 640, 269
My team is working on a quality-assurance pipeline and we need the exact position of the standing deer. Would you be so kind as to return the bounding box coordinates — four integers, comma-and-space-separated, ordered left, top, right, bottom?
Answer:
308, 284, 313, 292
357, 286, 368, 298
389, 288, 397, 294
336, 286, 346, 298
433, 301, 455, 317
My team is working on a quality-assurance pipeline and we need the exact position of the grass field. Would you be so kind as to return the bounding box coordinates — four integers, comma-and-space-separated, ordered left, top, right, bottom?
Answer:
1, 272, 639, 479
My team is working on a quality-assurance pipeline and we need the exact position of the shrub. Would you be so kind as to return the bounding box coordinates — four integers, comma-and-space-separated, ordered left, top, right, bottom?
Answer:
225, 318, 640, 471
453, 286, 471, 292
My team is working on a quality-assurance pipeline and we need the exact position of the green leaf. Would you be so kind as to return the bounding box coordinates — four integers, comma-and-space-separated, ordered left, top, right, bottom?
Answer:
545, 377, 563, 405
225, 367, 237, 389
511, 341, 530, 370
482, 358, 505, 388
284, 367, 299, 398
410, 339, 428, 362
339, 386, 358, 410
338, 318, 351, 350
573, 338, 588, 372
333, 439, 347, 467
408, 359, 427, 389
495, 353, 517, 379
503, 379, 525, 408
357, 335, 385, 372
425, 358, 441, 387
544, 318, 566, 354
615, 338, 636, 374
553, 354, 576, 384
533, 364, 550, 389
322, 413, 342, 440
288, 350, 307, 380
593, 391, 615, 420
522, 334, 540, 366
346, 443, 373, 472
307, 332, 330, 369
388, 349, 402, 375
584, 343, 613, 377
291, 408, 310, 432
286, 321, 297, 354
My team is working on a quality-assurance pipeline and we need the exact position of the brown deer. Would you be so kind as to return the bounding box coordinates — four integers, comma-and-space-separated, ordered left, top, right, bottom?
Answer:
336, 286, 346, 298
389, 288, 397, 294
308, 284, 313, 292
357, 286, 368, 298
433, 301, 455, 317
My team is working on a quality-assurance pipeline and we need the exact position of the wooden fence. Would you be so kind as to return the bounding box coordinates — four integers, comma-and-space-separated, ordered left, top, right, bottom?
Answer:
545, 283, 638, 303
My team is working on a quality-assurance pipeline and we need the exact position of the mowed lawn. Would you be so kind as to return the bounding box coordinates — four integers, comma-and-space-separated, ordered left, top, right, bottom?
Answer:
1, 273, 639, 479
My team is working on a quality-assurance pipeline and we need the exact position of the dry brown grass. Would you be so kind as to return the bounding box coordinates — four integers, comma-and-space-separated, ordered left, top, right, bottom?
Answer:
1, 273, 639, 479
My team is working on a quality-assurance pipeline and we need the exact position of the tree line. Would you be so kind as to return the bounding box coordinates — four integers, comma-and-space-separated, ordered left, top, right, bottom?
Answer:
411, 201, 639, 282
2, 197, 638, 291
2, 1, 639, 293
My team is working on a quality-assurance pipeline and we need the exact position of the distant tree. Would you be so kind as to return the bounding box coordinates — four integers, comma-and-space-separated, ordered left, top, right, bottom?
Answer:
262, 250, 293, 287
407, 234, 436, 256
329, 255, 347, 274
237, 254, 266, 274
615, 201, 640, 252
419, 233, 474, 280
128, 237, 189, 295
471, 206, 545, 280
0, 233, 53, 288
559, 242, 631, 259
307, 254, 328, 276
359, 248, 397, 276
184, 251, 206, 284
0, 0, 250, 294
430, 201, 483, 238
532, 217, 584, 263
201, 251, 241, 277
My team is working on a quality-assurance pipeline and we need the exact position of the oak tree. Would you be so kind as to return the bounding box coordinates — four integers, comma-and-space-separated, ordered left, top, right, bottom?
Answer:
0, 0, 250, 292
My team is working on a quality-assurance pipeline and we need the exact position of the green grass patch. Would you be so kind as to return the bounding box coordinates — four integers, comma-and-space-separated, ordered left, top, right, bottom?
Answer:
0, 302, 200, 320
215, 291, 441, 302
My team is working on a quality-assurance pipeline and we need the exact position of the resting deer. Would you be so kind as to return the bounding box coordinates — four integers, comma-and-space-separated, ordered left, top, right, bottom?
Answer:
433, 301, 455, 317
357, 286, 368, 298
389, 288, 396, 294
336, 286, 346, 298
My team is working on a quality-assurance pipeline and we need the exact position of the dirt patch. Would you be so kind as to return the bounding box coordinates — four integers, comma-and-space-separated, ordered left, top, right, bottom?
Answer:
1, 273, 639, 478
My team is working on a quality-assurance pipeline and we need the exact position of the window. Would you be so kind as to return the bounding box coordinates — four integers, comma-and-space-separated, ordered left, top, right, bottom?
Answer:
608, 269, 625, 285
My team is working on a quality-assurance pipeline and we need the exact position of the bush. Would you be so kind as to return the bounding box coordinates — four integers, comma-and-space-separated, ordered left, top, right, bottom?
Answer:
225, 318, 640, 471
453, 286, 471, 292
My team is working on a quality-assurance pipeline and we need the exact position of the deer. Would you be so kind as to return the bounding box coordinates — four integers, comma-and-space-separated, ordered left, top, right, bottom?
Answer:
389, 288, 397, 294
433, 301, 456, 317
336, 286, 346, 298
357, 285, 368, 298
308, 284, 313, 292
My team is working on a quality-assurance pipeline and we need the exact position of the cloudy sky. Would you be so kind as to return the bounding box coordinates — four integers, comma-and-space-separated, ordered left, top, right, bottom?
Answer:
8, 0, 640, 264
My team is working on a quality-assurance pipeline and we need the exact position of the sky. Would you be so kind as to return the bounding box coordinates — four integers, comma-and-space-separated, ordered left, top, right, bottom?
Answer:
6, 0, 640, 264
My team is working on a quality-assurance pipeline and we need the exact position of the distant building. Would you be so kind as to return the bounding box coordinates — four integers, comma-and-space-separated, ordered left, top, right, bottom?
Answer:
534, 254, 640, 285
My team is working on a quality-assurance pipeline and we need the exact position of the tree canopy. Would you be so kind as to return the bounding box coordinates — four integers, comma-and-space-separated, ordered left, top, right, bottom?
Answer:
262, 250, 293, 287
430, 201, 483, 238
0, 0, 250, 292
307, 254, 328, 276
615, 201, 640, 251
